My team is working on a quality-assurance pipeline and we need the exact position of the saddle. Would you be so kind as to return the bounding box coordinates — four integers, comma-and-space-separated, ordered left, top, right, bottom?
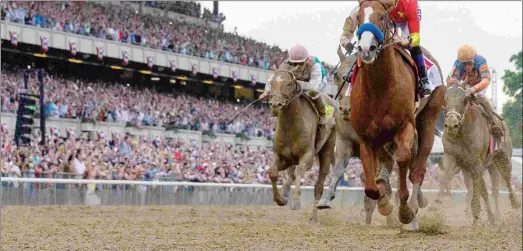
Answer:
302, 92, 336, 124
349, 42, 443, 119
468, 96, 505, 153
301, 92, 336, 152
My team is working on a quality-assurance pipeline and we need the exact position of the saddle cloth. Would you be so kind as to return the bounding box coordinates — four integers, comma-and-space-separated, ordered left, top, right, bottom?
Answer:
350, 46, 443, 93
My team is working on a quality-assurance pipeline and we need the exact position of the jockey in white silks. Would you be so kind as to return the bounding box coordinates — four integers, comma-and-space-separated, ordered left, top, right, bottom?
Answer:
260, 43, 334, 128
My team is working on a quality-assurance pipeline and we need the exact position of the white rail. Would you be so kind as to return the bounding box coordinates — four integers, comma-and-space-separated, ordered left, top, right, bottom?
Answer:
1, 177, 518, 195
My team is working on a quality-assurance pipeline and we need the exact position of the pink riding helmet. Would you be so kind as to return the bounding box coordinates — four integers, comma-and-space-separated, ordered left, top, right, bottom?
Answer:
288, 44, 311, 63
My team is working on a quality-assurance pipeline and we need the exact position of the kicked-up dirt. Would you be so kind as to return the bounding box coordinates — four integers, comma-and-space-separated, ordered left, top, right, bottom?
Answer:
1, 200, 521, 251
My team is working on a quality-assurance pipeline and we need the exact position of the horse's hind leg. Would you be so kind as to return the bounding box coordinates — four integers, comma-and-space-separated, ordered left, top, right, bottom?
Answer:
487, 166, 501, 222
411, 86, 445, 209
269, 155, 290, 206
312, 134, 335, 222
376, 158, 393, 216
364, 192, 377, 225
393, 121, 416, 224
292, 151, 315, 210
470, 166, 495, 226
478, 173, 496, 225
492, 152, 521, 209
318, 139, 353, 209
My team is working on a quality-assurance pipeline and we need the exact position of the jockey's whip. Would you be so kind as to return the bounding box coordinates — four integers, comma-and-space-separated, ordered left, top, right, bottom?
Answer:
227, 98, 263, 125
334, 63, 356, 100
328, 42, 354, 76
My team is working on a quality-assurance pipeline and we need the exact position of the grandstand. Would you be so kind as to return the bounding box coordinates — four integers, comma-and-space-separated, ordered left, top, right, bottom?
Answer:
0, 1, 521, 194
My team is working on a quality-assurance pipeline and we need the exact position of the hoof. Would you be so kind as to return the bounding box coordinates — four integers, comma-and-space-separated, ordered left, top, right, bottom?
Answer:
489, 218, 497, 226
378, 197, 393, 216
365, 188, 380, 200
399, 204, 415, 224
291, 202, 301, 210
274, 197, 288, 207
317, 198, 332, 210
510, 195, 521, 209
402, 217, 419, 231
418, 192, 428, 208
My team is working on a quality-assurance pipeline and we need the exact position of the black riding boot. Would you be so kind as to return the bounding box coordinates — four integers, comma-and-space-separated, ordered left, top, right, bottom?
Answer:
410, 46, 432, 98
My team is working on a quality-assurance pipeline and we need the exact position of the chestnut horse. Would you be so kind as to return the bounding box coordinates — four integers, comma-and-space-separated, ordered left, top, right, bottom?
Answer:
317, 45, 395, 226
350, 0, 445, 227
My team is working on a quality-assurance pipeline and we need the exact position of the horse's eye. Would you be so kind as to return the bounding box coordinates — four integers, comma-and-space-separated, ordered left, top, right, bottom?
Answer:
380, 15, 386, 22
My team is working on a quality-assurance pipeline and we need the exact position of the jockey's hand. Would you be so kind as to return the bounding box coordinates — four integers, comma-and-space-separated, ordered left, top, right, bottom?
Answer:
341, 37, 353, 53
465, 87, 475, 97
259, 92, 269, 100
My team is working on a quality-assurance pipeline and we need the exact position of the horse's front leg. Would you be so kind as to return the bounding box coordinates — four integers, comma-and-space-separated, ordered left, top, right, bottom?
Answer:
360, 142, 381, 200
291, 151, 315, 210
269, 154, 290, 206
436, 153, 460, 204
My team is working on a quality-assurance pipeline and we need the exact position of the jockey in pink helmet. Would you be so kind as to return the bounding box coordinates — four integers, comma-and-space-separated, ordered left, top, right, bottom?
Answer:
261, 43, 334, 129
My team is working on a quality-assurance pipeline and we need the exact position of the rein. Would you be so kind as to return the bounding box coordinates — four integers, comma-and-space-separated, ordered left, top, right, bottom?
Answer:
228, 70, 304, 124
267, 70, 304, 107
444, 87, 471, 130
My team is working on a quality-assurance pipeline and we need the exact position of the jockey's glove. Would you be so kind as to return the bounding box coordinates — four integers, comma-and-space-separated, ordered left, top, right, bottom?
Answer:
341, 37, 354, 53
465, 87, 475, 97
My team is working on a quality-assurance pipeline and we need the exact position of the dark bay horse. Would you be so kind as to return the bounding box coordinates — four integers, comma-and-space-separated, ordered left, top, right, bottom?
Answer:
350, 0, 446, 227
438, 86, 520, 225
267, 65, 339, 223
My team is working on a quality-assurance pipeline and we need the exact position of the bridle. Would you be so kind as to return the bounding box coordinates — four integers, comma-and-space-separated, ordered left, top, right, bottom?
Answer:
356, 0, 398, 55
267, 70, 304, 107
444, 88, 471, 130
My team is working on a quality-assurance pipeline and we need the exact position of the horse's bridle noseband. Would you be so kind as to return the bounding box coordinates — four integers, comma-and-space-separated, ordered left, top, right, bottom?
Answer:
268, 70, 304, 107
444, 89, 471, 129
356, 0, 398, 54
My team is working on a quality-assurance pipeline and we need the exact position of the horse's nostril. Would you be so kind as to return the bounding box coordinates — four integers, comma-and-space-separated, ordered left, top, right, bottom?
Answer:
453, 124, 459, 129
444, 124, 448, 128
357, 46, 363, 52
369, 45, 377, 52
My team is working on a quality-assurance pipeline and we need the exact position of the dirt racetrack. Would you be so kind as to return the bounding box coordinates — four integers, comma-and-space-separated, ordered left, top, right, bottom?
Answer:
2, 200, 522, 251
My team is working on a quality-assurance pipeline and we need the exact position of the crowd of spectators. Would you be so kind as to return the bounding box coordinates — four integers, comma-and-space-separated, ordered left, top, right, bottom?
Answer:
1, 1, 292, 71
3, 131, 520, 193
144, 1, 226, 24
1, 66, 276, 138
1, 133, 279, 185
0, 1, 335, 73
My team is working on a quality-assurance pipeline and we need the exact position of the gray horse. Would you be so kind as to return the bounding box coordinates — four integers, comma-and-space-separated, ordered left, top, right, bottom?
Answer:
439, 86, 520, 225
